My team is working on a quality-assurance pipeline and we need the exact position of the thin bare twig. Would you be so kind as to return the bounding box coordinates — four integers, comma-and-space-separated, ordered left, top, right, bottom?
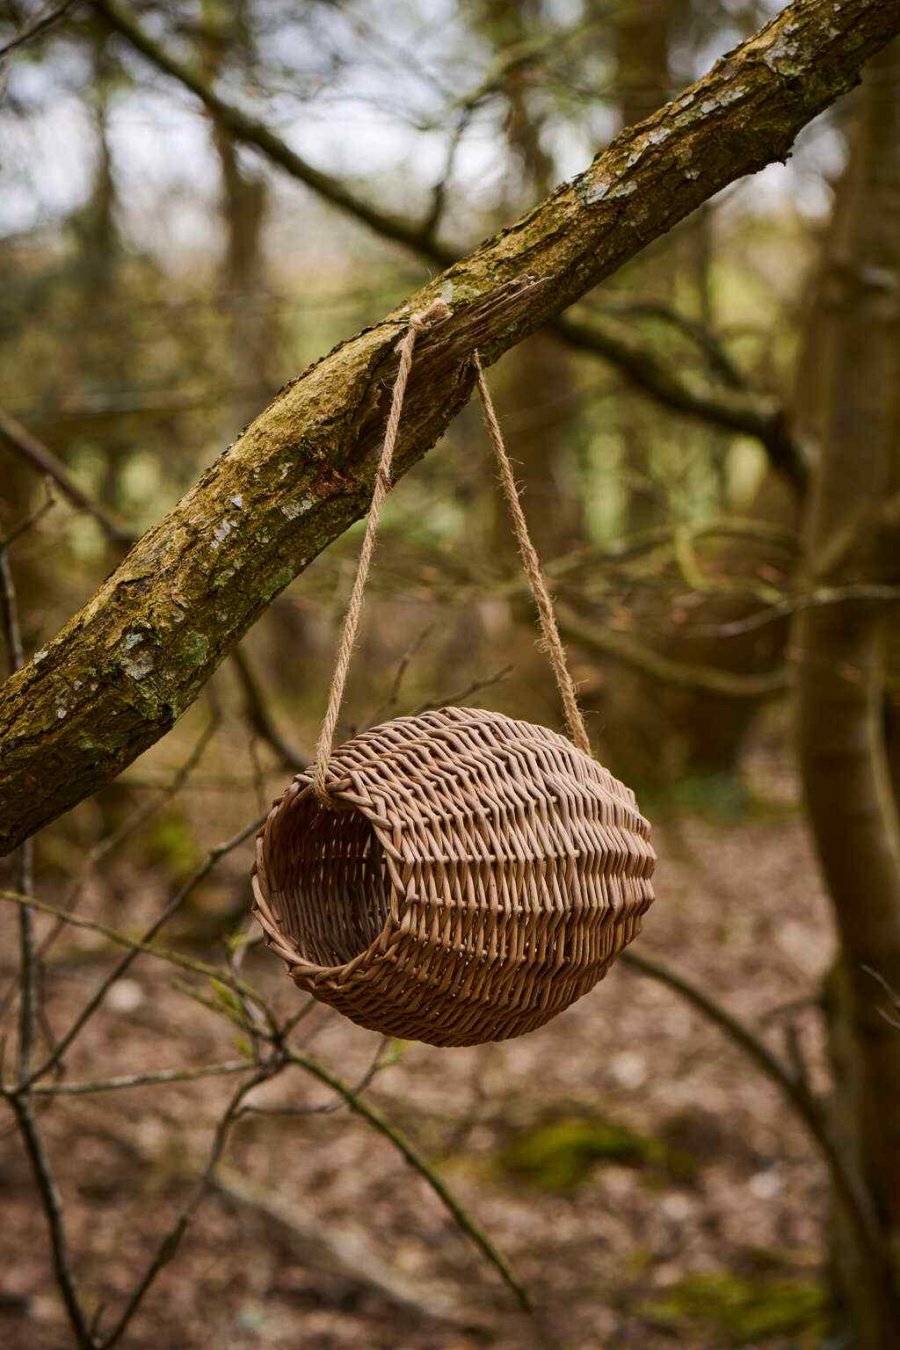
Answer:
279, 998, 318, 1037
0, 0, 81, 59
7, 1095, 94, 1346
26, 709, 222, 978
0, 536, 25, 673
699, 582, 900, 638
555, 600, 788, 698
29, 1059, 254, 1097
0, 508, 93, 1340
0, 531, 38, 1079
87, 1029, 525, 1340
285, 1047, 531, 1312
863, 964, 900, 1032
97, 1068, 271, 1349
597, 297, 747, 389
410, 663, 514, 716
0, 884, 274, 1065
364, 622, 436, 728
231, 646, 307, 771
419, 107, 473, 240
20, 814, 267, 1087
77, 1094, 496, 1334
0, 408, 133, 544
241, 1036, 392, 1120
621, 949, 885, 1279
14, 840, 36, 1079
0, 707, 223, 1029
0, 477, 56, 550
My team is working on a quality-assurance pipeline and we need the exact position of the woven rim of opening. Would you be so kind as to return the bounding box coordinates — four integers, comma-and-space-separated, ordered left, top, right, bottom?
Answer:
251, 774, 401, 982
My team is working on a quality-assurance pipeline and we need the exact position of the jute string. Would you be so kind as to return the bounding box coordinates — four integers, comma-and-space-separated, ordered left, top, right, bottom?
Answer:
472, 351, 591, 756
312, 306, 590, 804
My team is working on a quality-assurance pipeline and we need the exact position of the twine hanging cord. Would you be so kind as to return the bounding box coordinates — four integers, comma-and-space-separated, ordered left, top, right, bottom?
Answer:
312, 306, 590, 803
311, 301, 448, 802
472, 350, 591, 757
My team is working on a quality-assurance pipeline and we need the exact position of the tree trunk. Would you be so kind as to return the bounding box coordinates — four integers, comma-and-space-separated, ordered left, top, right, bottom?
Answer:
478, 0, 582, 561
199, 0, 275, 437
795, 39, 900, 1347
615, 0, 678, 534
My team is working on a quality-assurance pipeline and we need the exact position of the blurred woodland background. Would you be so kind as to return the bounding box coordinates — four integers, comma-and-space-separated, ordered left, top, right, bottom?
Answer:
1, 0, 899, 1347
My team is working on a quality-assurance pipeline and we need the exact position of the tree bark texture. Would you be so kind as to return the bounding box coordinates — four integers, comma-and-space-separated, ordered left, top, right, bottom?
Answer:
2, 0, 899, 854
615, 0, 679, 534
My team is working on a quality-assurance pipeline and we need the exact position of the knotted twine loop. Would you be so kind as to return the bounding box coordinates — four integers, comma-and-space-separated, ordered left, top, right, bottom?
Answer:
472, 351, 592, 757
312, 304, 590, 805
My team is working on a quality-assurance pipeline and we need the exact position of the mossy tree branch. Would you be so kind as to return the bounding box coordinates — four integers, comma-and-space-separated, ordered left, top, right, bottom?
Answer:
2, 0, 899, 854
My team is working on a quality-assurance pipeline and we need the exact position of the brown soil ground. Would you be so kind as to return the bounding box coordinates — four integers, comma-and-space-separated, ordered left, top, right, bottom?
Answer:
1, 742, 839, 1349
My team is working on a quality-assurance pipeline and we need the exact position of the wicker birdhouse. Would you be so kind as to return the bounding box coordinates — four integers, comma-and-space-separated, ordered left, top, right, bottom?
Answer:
251, 706, 656, 1047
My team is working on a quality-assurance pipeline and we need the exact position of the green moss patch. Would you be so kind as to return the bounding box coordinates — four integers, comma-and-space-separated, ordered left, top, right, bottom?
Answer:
640, 1272, 827, 1345
495, 1113, 696, 1194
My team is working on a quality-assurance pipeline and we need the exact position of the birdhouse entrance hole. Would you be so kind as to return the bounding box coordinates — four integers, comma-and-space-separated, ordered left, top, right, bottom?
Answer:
264, 789, 392, 970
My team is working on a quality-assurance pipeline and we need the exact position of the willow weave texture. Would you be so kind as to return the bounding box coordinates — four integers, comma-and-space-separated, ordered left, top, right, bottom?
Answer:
252, 706, 656, 1046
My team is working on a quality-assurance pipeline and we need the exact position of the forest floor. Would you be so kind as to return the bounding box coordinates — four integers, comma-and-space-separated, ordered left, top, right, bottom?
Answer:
0, 728, 841, 1349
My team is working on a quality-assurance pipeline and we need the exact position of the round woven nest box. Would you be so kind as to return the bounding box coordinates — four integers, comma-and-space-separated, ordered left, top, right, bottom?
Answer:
252, 706, 656, 1047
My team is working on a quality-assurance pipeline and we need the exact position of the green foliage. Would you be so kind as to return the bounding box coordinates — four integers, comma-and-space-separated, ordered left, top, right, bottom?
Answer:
640, 1272, 828, 1345
495, 1112, 696, 1194
378, 1038, 408, 1068
209, 977, 244, 1019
